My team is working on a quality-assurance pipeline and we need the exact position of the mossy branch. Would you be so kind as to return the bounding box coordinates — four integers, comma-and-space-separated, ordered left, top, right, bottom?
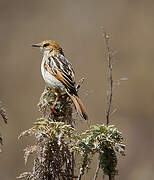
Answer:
18, 111, 125, 179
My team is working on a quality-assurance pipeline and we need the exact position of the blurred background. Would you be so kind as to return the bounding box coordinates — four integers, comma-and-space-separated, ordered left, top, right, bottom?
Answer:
0, 0, 154, 179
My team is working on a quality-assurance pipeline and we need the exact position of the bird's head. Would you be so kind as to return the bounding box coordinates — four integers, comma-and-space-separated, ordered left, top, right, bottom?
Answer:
32, 40, 64, 55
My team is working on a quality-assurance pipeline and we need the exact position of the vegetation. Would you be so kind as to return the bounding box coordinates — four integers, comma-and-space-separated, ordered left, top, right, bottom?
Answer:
18, 29, 125, 180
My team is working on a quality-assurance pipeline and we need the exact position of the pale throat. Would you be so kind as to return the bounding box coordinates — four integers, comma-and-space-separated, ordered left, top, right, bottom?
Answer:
43, 50, 50, 57
43, 49, 57, 58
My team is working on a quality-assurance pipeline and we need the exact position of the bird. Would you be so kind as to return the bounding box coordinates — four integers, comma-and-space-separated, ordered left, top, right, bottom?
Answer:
32, 40, 88, 120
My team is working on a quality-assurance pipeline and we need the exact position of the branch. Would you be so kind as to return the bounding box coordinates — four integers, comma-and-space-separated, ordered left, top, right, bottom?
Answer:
18, 87, 75, 180
102, 28, 114, 126
93, 163, 100, 180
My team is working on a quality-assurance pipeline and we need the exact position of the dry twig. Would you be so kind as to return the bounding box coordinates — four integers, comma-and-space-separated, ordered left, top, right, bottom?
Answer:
93, 28, 118, 180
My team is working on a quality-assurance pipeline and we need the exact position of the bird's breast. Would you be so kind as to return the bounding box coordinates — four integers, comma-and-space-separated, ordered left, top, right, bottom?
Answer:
41, 60, 65, 91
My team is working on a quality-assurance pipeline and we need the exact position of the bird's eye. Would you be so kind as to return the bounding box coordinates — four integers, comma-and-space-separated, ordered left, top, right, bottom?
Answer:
43, 43, 49, 48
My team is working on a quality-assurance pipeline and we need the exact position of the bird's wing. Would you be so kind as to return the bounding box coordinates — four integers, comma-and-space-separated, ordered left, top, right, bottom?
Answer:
44, 54, 77, 93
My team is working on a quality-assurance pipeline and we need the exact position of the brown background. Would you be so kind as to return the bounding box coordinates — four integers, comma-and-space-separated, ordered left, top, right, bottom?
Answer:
0, 0, 154, 179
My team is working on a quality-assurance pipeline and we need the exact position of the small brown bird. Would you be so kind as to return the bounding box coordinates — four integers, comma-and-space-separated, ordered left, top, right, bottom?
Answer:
32, 40, 88, 120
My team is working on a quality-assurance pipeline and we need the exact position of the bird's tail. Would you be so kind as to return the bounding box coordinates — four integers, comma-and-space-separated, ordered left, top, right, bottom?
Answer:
69, 94, 88, 120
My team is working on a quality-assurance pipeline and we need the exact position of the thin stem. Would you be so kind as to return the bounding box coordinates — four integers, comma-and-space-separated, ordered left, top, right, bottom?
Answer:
93, 163, 100, 180
103, 28, 114, 126
109, 174, 115, 180
78, 174, 82, 180
102, 28, 116, 180
71, 152, 75, 178
109, 174, 112, 180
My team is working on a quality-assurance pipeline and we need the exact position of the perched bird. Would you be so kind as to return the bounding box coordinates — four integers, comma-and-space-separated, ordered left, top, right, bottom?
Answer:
32, 40, 88, 120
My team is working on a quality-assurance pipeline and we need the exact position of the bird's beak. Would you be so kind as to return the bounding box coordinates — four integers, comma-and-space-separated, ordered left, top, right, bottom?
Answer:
32, 43, 41, 47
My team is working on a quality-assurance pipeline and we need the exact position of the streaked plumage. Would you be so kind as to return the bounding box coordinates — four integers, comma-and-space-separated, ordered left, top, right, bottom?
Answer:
32, 40, 88, 120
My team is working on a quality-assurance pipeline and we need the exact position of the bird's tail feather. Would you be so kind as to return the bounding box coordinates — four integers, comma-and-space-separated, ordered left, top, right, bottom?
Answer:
69, 94, 88, 120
